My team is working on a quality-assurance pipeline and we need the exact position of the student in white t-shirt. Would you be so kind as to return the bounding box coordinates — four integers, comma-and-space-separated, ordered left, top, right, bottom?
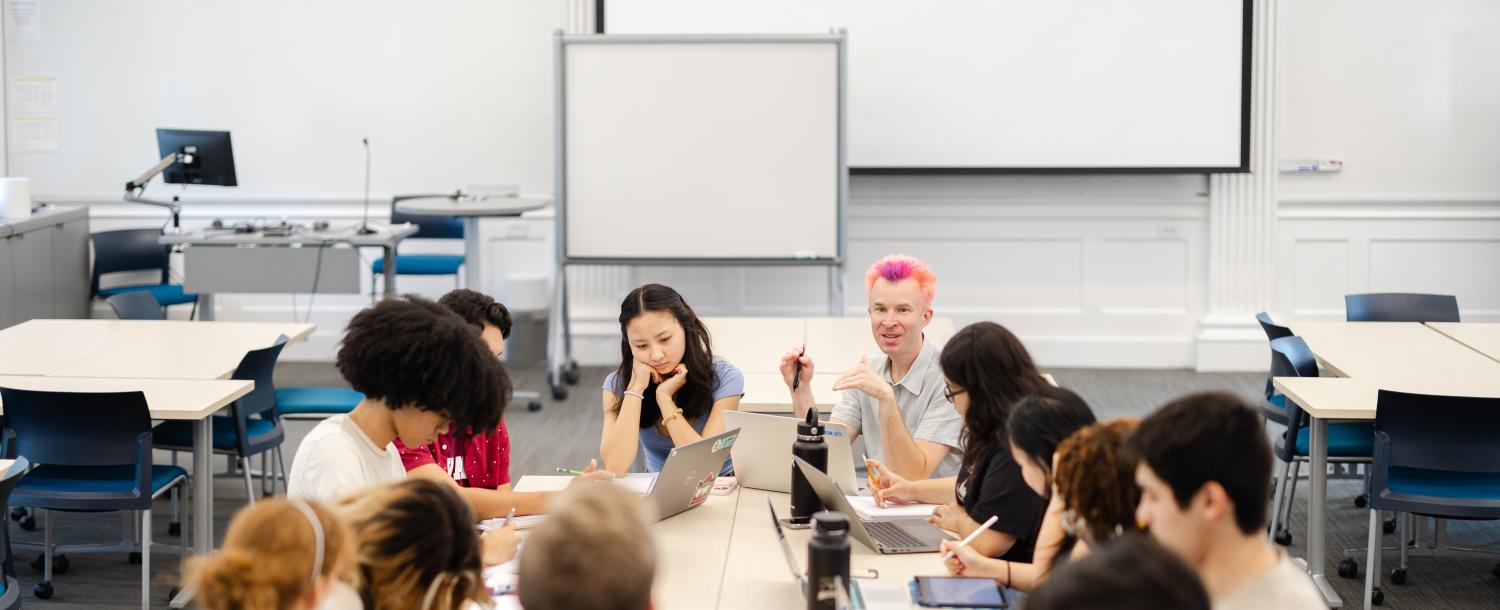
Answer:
1127, 392, 1326, 610
287, 295, 511, 506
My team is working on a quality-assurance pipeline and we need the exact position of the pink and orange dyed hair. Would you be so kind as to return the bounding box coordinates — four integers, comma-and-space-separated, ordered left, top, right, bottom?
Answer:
864, 254, 937, 308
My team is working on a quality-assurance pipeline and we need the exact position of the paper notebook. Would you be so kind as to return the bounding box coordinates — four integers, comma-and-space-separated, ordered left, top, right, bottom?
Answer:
477, 473, 661, 532
843, 496, 940, 520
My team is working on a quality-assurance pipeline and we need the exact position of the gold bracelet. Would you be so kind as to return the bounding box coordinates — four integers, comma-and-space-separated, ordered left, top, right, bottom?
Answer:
660, 407, 684, 423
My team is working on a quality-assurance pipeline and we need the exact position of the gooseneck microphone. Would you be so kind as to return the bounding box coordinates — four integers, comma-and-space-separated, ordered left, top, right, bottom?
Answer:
356, 137, 377, 234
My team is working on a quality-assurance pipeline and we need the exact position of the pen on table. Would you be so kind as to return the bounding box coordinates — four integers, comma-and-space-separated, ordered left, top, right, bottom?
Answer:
792, 344, 807, 391
555, 467, 587, 476
941, 515, 999, 561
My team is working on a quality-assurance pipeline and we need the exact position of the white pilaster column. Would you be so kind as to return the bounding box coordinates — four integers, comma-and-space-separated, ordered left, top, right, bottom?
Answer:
1196, 0, 1280, 371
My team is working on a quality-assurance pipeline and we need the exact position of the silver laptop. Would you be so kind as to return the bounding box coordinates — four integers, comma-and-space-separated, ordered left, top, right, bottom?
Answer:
645, 427, 739, 521
767, 497, 807, 592
771, 497, 917, 610
793, 456, 948, 554
726, 411, 858, 493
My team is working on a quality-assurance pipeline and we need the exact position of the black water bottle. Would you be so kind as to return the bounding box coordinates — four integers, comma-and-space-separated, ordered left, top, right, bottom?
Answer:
790, 408, 828, 524
807, 511, 852, 610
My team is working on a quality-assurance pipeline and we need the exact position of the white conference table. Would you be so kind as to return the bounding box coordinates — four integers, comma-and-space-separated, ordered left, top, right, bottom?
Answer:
512, 476, 950, 610
0, 319, 315, 556
1425, 322, 1500, 364
1275, 321, 1500, 608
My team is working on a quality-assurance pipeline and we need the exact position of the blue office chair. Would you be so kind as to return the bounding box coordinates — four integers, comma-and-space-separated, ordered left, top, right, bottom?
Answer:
1345, 293, 1460, 323
369, 194, 466, 297
1255, 312, 1294, 426
106, 291, 167, 321
1359, 390, 1500, 610
273, 386, 365, 420
90, 228, 199, 319
1, 387, 189, 608
153, 337, 289, 503
1266, 336, 1377, 547
0, 458, 30, 610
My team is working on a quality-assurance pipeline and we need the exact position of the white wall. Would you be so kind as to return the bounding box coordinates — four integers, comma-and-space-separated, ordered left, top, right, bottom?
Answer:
25, 0, 1500, 370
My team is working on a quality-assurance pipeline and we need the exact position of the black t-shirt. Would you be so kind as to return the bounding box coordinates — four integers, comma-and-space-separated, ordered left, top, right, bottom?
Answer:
955, 447, 1048, 563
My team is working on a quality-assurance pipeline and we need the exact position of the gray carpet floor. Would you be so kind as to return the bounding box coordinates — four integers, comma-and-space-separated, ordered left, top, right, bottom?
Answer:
10, 365, 1498, 608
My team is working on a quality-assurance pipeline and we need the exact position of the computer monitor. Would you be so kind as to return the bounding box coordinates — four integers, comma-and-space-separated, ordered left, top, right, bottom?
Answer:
156, 129, 237, 187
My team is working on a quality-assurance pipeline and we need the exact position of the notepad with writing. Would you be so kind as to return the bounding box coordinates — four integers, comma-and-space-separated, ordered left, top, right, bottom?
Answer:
844, 496, 940, 520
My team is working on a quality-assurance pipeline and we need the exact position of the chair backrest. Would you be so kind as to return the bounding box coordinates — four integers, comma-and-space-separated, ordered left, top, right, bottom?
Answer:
1256, 312, 1294, 399
390, 194, 464, 240
0, 388, 152, 468
107, 291, 165, 320
1255, 312, 1293, 341
1268, 336, 1321, 454
90, 228, 171, 297
1373, 390, 1500, 475
231, 336, 290, 421
1345, 293, 1460, 323
1268, 336, 1319, 379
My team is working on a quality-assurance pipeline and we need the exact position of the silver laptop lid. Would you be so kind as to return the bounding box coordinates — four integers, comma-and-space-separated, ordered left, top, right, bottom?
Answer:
766, 497, 806, 592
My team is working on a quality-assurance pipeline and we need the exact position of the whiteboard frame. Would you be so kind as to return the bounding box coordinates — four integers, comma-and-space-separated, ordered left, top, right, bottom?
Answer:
547, 32, 849, 397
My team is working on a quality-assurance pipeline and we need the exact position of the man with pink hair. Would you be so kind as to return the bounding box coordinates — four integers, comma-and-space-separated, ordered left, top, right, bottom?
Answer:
780, 253, 962, 480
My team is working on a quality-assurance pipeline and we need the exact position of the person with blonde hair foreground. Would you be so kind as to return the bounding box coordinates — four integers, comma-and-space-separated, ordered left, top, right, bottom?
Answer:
187, 498, 358, 610
519, 482, 656, 610
339, 479, 493, 610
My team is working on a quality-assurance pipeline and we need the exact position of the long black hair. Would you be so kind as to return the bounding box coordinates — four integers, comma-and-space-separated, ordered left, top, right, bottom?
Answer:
939, 322, 1048, 489
1007, 386, 1097, 494
612, 284, 718, 429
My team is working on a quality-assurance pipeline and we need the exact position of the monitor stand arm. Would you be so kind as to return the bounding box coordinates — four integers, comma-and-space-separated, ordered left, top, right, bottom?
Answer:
124, 151, 193, 233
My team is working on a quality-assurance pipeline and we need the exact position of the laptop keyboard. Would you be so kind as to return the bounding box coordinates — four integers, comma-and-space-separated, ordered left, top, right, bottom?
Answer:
865, 520, 927, 549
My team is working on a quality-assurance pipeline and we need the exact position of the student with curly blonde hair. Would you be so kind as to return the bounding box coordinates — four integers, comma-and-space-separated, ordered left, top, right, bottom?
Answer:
338, 479, 493, 610
187, 498, 358, 610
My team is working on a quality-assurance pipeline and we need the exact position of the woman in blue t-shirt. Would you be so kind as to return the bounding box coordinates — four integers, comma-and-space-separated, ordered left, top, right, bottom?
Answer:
600, 283, 743, 475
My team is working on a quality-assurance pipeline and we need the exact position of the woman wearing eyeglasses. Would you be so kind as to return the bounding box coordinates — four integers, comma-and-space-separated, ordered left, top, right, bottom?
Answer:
941, 415, 1142, 593
866, 321, 1050, 562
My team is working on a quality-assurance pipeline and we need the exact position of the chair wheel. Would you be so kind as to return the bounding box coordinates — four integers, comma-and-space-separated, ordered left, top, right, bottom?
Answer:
1383, 518, 1397, 535
1273, 529, 1292, 546
33, 581, 52, 599
1354, 494, 1369, 508
550, 383, 568, 401
9, 506, 24, 521
1390, 568, 1407, 585
168, 522, 182, 536
1338, 557, 1359, 579
563, 361, 581, 384
527, 401, 543, 412
1371, 586, 1384, 605
54, 554, 69, 574
128, 551, 141, 565
18, 514, 35, 531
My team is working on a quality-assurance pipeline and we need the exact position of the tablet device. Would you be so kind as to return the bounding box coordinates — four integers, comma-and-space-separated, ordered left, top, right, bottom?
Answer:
912, 576, 1007, 609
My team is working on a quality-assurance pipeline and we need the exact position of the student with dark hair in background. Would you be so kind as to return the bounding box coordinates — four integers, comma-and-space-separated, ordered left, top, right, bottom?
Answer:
600, 283, 744, 475
398, 289, 610, 520
867, 322, 1049, 562
940, 386, 1097, 591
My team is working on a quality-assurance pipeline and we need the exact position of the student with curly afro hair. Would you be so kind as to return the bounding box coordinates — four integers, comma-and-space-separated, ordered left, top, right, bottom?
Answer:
288, 295, 510, 505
